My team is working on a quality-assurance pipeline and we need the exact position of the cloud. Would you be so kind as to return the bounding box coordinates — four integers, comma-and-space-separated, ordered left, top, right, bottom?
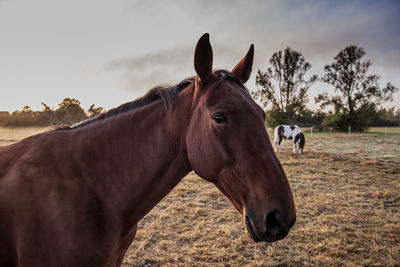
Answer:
1, 0, 398, 112
104, 0, 400, 107
103, 41, 253, 92
103, 45, 193, 92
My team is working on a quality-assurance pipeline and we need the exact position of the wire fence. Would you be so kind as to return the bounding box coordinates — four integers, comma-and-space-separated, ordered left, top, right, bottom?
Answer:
266, 126, 400, 136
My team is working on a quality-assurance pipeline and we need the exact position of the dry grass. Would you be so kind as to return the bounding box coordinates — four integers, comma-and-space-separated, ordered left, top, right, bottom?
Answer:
0, 126, 48, 146
308, 134, 400, 163
1, 128, 399, 266
123, 150, 400, 266
368, 127, 400, 134
279, 132, 400, 163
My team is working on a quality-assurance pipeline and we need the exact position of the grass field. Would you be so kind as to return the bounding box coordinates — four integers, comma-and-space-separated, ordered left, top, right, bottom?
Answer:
1, 127, 399, 266
267, 128, 400, 163
368, 127, 400, 134
122, 152, 399, 266
0, 126, 49, 146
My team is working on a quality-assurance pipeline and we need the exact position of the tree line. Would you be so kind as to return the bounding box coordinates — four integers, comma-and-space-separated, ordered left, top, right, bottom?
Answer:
1, 45, 399, 131
0, 98, 104, 127
252, 45, 399, 131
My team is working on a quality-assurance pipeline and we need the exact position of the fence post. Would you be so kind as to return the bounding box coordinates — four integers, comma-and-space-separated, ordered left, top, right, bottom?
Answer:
348, 126, 351, 135
310, 127, 313, 136
385, 126, 387, 135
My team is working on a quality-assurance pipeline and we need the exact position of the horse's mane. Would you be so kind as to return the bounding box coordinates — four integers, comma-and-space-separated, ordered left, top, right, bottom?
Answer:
58, 77, 194, 130
58, 70, 247, 130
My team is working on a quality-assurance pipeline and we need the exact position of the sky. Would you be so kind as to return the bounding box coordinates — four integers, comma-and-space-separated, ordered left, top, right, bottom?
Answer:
0, 0, 399, 112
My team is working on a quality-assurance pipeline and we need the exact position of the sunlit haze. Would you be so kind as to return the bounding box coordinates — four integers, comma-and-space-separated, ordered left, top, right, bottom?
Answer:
1, 0, 399, 112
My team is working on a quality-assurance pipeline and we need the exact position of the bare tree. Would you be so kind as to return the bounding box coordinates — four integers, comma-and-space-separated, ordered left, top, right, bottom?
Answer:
316, 45, 398, 131
253, 47, 317, 124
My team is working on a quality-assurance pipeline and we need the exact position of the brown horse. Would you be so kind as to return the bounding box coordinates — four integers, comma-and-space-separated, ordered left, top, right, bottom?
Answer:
0, 34, 295, 266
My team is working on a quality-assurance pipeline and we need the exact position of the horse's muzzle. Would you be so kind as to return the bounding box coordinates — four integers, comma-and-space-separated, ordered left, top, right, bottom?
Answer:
245, 211, 295, 242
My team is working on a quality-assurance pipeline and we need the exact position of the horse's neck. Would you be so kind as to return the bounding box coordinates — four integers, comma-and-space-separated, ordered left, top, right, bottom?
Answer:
69, 89, 193, 226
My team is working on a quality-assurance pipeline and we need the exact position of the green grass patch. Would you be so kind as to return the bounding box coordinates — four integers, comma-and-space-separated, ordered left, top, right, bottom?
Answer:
368, 127, 400, 134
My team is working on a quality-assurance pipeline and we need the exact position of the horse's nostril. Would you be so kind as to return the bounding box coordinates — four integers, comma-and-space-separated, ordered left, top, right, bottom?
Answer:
265, 210, 282, 235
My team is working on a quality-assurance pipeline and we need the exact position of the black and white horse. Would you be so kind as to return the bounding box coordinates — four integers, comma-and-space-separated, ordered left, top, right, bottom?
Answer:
273, 125, 305, 154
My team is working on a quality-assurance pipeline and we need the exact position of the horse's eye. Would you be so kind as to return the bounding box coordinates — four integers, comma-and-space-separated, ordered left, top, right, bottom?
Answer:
213, 113, 229, 125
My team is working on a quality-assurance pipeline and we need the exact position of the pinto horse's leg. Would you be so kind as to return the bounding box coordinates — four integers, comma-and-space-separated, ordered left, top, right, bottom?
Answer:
273, 136, 279, 152
294, 133, 302, 154
278, 137, 283, 152
276, 137, 282, 152
274, 140, 280, 152
293, 139, 297, 154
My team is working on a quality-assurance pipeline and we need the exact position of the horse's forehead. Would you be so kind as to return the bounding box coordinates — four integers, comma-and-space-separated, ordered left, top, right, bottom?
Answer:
205, 80, 253, 109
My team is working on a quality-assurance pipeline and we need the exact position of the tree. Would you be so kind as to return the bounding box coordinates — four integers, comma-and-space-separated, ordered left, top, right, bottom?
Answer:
253, 47, 317, 125
371, 107, 400, 126
55, 98, 87, 125
294, 109, 327, 130
37, 102, 55, 126
87, 104, 105, 118
8, 106, 38, 126
316, 45, 398, 131
0, 111, 10, 126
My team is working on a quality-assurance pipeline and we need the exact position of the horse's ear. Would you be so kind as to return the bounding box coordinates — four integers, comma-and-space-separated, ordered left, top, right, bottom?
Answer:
232, 44, 254, 83
194, 33, 213, 82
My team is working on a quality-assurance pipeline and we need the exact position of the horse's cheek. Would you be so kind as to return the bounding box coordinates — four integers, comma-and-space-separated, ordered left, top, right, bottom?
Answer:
185, 128, 221, 181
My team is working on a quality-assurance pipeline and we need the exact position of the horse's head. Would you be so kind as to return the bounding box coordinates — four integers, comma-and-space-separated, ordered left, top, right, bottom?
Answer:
298, 133, 305, 154
186, 34, 296, 242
